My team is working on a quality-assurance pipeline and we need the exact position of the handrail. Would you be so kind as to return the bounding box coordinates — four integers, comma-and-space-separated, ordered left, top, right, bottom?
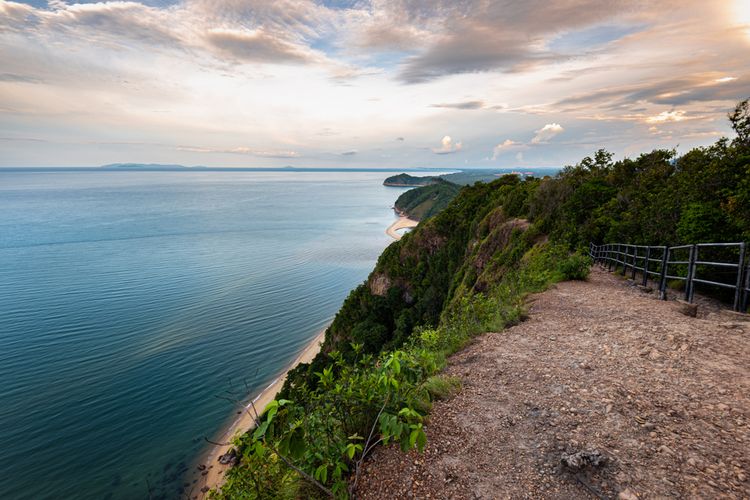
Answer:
589, 241, 749, 313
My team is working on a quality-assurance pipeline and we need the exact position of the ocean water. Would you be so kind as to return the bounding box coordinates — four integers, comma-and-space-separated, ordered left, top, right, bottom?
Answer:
0, 170, 415, 499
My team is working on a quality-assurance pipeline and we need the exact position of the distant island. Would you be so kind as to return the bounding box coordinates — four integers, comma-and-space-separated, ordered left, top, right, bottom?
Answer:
383, 173, 442, 187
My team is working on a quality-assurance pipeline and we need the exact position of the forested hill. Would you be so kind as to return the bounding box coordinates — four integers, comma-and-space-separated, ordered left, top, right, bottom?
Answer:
393, 179, 461, 220
214, 99, 750, 499
382, 173, 441, 186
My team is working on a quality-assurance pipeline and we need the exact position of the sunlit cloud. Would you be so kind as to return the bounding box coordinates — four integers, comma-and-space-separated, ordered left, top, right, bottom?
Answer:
433, 135, 462, 154
531, 123, 564, 144
492, 139, 522, 159
645, 110, 688, 124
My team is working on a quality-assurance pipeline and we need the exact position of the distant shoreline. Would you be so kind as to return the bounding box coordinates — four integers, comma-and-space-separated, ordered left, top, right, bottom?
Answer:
194, 327, 327, 496
386, 215, 419, 240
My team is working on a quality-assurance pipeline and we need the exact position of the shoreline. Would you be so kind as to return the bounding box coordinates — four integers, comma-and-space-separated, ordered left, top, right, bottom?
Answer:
194, 327, 328, 496
386, 215, 419, 240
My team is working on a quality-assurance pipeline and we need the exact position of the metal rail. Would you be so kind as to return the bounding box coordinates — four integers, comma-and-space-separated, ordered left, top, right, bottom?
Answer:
589, 241, 749, 313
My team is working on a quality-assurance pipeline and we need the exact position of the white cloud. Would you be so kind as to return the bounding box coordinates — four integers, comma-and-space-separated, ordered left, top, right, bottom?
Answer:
492, 139, 521, 159
433, 135, 462, 154
645, 110, 687, 123
531, 123, 564, 144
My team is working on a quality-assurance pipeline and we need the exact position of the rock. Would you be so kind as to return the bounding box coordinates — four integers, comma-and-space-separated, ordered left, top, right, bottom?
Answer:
197, 464, 206, 471
560, 450, 608, 471
218, 448, 239, 466
670, 300, 697, 318
369, 273, 392, 296
200, 486, 210, 493
618, 488, 639, 500
657, 445, 674, 455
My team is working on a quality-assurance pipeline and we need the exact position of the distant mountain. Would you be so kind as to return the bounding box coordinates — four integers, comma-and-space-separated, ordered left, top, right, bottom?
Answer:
99, 163, 202, 170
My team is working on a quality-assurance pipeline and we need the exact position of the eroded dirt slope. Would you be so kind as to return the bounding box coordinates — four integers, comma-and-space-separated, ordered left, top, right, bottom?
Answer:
356, 267, 749, 499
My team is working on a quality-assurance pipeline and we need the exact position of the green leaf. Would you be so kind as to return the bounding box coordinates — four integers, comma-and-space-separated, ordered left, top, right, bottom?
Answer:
416, 429, 427, 452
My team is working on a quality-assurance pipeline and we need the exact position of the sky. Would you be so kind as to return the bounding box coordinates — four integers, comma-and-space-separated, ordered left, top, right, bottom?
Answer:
0, 0, 749, 168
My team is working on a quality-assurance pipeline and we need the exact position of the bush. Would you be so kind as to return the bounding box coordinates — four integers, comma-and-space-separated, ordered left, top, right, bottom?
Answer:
557, 252, 592, 280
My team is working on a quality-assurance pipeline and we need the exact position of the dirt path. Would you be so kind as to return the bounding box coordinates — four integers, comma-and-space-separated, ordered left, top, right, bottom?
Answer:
356, 267, 749, 499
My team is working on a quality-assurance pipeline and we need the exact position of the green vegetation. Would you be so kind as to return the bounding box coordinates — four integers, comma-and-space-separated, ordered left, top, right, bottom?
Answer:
393, 179, 461, 220
213, 99, 749, 499
382, 173, 441, 186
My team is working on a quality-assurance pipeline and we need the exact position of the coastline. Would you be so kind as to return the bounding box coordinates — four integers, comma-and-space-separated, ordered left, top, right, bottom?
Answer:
194, 327, 328, 496
386, 215, 419, 240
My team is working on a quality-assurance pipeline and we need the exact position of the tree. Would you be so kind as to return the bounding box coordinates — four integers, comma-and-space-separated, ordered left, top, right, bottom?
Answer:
728, 98, 750, 146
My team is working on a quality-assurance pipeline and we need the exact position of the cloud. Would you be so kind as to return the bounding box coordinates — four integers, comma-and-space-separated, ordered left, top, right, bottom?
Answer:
430, 100, 485, 110
341, 150, 357, 155
205, 28, 321, 64
492, 139, 522, 159
394, 0, 658, 83
177, 146, 300, 158
432, 135, 462, 154
531, 123, 564, 143
645, 110, 687, 124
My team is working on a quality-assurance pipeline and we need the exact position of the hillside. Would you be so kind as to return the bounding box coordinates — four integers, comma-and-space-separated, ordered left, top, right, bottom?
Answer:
211, 99, 749, 499
393, 179, 461, 220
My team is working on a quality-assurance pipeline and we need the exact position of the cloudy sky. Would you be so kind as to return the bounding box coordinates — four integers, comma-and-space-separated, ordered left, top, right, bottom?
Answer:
1, 0, 748, 168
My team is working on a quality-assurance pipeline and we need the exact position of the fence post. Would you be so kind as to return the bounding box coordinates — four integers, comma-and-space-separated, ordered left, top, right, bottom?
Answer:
608, 244, 614, 271
631, 246, 638, 280
686, 245, 697, 303
642, 246, 651, 286
734, 242, 746, 312
659, 246, 669, 300
743, 249, 750, 313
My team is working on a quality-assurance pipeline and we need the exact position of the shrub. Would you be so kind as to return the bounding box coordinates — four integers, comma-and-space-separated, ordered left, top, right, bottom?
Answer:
557, 252, 592, 280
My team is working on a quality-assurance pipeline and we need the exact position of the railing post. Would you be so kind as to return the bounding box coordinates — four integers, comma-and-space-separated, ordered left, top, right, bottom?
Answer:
631, 246, 638, 280
659, 246, 669, 300
743, 249, 750, 313
686, 244, 697, 303
608, 244, 614, 271
734, 242, 746, 311
642, 246, 651, 286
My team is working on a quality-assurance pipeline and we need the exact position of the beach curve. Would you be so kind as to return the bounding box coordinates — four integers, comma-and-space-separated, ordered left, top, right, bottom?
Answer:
386, 216, 418, 241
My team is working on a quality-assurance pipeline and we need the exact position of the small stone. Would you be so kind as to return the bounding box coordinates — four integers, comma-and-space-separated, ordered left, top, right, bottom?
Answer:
716, 403, 729, 411
618, 488, 638, 500
658, 445, 674, 455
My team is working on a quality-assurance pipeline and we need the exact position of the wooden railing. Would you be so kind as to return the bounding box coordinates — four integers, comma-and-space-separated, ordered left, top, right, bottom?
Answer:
589, 242, 749, 313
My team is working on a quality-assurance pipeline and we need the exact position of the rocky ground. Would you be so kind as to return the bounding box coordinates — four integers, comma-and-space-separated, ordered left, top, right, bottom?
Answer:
355, 267, 749, 499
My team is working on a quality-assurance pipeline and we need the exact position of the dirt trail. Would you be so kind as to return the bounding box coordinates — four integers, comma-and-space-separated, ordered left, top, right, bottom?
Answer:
356, 267, 749, 499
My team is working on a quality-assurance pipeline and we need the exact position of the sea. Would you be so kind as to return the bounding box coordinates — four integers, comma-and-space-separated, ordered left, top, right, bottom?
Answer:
0, 169, 427, 499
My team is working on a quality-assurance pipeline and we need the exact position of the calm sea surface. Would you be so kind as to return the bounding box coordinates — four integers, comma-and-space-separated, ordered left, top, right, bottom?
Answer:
0, 170, 415, 499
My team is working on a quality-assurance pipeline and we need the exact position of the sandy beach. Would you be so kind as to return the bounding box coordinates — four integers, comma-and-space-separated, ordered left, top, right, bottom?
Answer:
195, 327, 327, 496
386, 216, 419, 240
